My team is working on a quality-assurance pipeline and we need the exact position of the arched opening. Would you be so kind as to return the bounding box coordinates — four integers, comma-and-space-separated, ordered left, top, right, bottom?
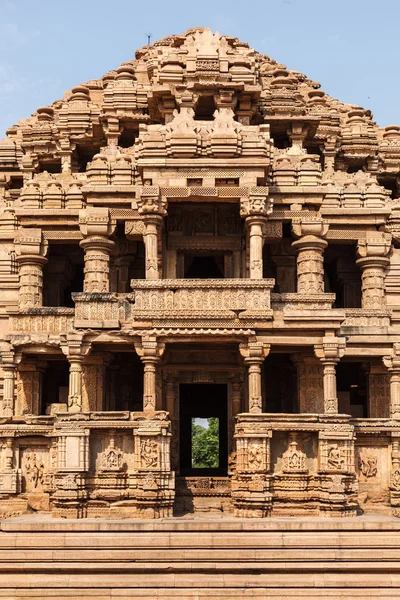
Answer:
195, 95, 216, 120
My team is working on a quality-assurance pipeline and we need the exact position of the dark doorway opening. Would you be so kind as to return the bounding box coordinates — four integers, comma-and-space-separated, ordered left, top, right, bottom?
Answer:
179, 383, 228, 476
106, 352, 144, 411
337, 362, 368, 417
41, 360, 69, 414
264, 354, 298, 413
184, 254, 224, 278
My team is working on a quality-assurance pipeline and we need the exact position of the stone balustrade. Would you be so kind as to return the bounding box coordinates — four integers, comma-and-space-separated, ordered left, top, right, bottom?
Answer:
9, 307, 75, 333
271, 293, 336, 312
131, 279, 274, 326
73, 292, 133, 328
341, 308, 392, 329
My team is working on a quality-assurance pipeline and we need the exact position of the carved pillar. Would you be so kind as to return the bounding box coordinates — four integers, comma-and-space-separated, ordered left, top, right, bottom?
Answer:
16, 359, 45, 416
291, 218, 329, 294
61, 334, 91, 414
356, 232, 392, 308
232, 380, 242, 417
14, 228, 48, 308
135, 337, 165, 412
240, 192, 272, 279
82, 353, 111, 412
137, 187, 167, 280
0, 347, 21, 417
314, 337, 346, 414
383, 344, 400, 418
239, 341, 270, 414
79, 208, 116, 292
292, 354, 324, 413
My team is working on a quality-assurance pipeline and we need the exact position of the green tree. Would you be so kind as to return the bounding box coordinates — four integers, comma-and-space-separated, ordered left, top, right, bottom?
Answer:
191, 417, 219, 468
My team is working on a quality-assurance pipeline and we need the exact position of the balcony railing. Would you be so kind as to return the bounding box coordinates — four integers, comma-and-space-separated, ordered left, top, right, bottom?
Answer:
131, 278, 274, 327
73, 293, 133, 329
9, 307, 75, 334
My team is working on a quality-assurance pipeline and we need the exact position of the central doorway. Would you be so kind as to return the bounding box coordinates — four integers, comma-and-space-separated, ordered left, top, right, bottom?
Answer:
179, 383, 228, 476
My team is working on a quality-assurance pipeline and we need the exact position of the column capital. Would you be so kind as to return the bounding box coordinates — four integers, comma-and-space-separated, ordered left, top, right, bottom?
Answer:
61, 333, 92, 362
291, 217, 329, 240
314, 337, 346, 364
383, 343, 400, 371
14, 227, 48, 262
137, 186, 167, 217
357, 231, 392, 261
79, 207, 116, 238
0, 345, 22, 368
291, 217, 329, 253
240, 190, 272, 219
134, 336, 165, 362
239, 340, 271, 363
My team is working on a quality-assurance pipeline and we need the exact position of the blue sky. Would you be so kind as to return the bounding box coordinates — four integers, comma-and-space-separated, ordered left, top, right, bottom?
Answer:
1, 0, 399, 136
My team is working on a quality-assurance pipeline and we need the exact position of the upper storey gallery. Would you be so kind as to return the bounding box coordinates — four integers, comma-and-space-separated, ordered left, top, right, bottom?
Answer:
0, 27, 400, 315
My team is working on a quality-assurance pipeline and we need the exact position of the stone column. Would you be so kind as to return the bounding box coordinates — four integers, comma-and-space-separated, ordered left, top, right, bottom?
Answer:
135, 337, 165, 412
240, 191, 272, 279
14, 228, 48, 308
291, 218, 329, 294
79, 208, 116, 292
383, 344, 400, 418
137, 187, 167, 280
0, 346, 21, 418
240, 341, 270, 414
356, 232, 392, 309
61, 334, 91, 414
314, 337, 346, 414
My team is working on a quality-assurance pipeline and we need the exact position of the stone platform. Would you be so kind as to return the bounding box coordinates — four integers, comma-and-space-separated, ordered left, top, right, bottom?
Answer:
0, 515, 400, 598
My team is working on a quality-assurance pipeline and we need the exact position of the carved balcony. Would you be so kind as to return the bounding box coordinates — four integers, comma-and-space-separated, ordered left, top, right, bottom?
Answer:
130, 279, 274, 329
271, 293, 345, 328
341, 308, 392, 330
9, 307, 75, 334
73, 293, 133, 329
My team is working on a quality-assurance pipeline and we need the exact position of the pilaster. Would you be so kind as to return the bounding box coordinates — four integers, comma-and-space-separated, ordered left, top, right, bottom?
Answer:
240, 191, 272, 279
61, 334, 92, 414
239, 340, 270, 413
383, 343, 400, 418
137, 186, 167, 280
134, 337, 165, 412
314, 337, 346, 414
0, 345, 21, 417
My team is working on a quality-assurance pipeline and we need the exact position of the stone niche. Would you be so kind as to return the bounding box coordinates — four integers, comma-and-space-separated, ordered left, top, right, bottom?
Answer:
18, 437, 54, 512
356, 436, 390, 511
271, 431, 319, 515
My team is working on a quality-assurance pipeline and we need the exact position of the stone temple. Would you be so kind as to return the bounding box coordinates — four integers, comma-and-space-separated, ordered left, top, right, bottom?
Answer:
1, 26, 400, 598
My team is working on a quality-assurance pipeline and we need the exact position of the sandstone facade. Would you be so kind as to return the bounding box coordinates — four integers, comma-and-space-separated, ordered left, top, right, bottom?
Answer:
0, 27, 399, 519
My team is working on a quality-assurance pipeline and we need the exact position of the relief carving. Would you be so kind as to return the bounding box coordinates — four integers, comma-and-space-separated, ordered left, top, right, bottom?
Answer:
327, 444, 345, 470
358, 452, 378, 478
282, 437, 308, 474
140, 438, 159, 468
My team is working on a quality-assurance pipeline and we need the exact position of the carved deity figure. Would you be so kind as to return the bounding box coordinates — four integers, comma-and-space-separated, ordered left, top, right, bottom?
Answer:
327, 444, 345, 470
282, 439, 307, 474
140, 438, 158, 468
358, 452, 378, 478
24, 451, 45, 489
247, 441, 263, 470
